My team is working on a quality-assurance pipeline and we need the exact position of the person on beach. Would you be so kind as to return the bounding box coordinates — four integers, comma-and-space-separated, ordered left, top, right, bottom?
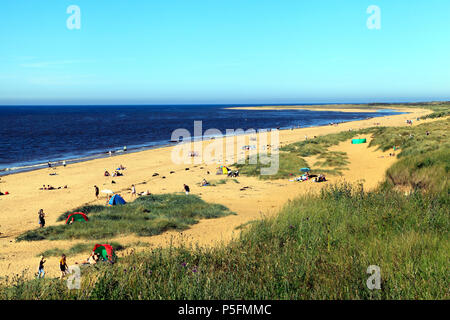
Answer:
76, 252, 99, 266
63, 160, 66, 167
131, 184, 136, 197
104, 170, 110, 177
184, 184, 190, 195
48, 161, 51, 168
94, 185, 99, 199
59, 254, 68, 279
38, 209, 46, 228
139, 189, 151, 196
37, 255, 46, 278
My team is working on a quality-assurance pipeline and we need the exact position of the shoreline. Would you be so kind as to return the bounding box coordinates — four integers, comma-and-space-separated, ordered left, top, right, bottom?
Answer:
0, 106, 433, 279
226, 105, 391, 112
0, 108, 404, 177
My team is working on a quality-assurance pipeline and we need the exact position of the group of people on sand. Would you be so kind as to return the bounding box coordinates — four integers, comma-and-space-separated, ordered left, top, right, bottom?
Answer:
37, 252, 102, 279
292, 172, 311, 182
313, 174, 327, 182
47, 160, 67, 168
39, 184, 68, 190
104, 164, 126, 177
291, 172, 327, 183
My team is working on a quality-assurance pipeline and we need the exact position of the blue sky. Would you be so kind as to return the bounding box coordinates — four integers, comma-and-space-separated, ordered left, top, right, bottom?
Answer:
1, 0, 449, 105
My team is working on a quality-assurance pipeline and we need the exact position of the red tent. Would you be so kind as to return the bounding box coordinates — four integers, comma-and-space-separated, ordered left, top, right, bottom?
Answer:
92, 244, 117, 262
65, 212, 88, 224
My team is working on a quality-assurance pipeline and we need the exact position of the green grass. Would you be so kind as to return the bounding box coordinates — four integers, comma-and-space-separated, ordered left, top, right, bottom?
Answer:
368, 119, 450, 197
313, 151, 350, 169
17, 194, 234, 241
2, 113, 448, 300
37, 242, 127, 258
2, 184, 447, 299
234, 152, 309, 180
417, 102, 450, 119
234, 129, 375, 179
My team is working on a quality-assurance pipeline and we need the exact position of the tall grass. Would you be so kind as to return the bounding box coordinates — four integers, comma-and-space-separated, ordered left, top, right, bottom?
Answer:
2, 184, 447, 299
234, 152, 309, 180
17, 194, 234, 241
37, 242, 127, 258
2, 113, 448, 300
370, 119, 450, 196
234, 128, 376, 179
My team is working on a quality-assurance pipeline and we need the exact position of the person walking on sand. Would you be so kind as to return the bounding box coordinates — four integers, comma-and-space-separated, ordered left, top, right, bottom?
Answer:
63, 160, 66, 167
94, 185, 99, 199
38, 209, 46, 228
131, 184, 136, 197
60, 254, 68, 279
37, 255, 46, 278
184, 184, 190, 195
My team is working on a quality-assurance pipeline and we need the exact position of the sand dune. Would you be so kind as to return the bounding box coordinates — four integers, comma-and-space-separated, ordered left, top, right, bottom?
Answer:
0, 107, 434, 279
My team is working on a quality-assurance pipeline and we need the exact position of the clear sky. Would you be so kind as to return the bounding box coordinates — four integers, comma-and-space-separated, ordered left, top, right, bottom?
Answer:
1, 0, 449, 105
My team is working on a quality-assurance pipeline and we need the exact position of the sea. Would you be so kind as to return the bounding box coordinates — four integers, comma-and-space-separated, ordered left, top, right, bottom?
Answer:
0, 104, 403, 175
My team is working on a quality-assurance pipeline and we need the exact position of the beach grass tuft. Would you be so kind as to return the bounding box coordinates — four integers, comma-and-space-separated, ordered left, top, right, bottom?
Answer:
17, 194, 234, 242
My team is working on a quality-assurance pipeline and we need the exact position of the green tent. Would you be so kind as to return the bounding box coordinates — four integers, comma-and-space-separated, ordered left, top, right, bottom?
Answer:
351, 138, 367, 144
93, 244, 117, 263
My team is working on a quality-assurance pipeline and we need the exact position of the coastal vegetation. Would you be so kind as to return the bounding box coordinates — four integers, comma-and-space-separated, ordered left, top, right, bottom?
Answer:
17, 194, 234, 241
36, 242, 127, 258
2, 115, 448, 300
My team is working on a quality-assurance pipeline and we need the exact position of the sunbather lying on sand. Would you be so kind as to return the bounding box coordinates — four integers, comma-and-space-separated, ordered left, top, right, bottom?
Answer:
314, 174, 327, 182
76, 253, 99, 265
138, 190, 151, 196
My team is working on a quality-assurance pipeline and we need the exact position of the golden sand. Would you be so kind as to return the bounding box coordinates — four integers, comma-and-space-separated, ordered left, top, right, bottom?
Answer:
0, 107, 434, 279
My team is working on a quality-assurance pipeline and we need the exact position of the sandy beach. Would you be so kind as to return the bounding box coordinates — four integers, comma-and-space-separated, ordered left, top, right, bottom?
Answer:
0, 107, 434, 279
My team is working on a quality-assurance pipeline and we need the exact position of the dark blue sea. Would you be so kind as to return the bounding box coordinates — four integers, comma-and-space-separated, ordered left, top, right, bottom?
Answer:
0, 104, 402, 174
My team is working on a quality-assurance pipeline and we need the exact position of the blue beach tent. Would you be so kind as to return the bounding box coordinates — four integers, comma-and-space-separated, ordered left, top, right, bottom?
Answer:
300, 168, 310, 172
109, 194, 126, 205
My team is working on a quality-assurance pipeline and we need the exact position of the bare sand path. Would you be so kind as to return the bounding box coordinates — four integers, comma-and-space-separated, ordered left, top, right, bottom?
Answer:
0, 107, 434, 279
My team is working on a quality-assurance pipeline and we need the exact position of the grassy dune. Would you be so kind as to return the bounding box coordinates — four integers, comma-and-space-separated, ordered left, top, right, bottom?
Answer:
2, 113, 448, 300
17, 194, 234, 241
2, 184, 447, 299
